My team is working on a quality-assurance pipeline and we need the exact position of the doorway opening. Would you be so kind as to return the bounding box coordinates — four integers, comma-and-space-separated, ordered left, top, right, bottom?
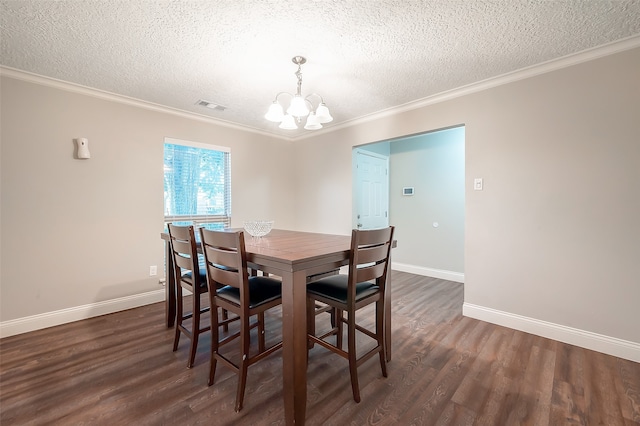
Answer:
352, 125, 465, 282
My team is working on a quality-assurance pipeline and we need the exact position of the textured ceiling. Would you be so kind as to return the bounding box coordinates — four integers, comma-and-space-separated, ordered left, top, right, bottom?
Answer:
2, 1, 640, 139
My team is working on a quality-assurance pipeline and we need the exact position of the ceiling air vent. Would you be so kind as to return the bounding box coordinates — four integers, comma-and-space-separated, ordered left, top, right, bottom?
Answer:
196, 99, 226, 111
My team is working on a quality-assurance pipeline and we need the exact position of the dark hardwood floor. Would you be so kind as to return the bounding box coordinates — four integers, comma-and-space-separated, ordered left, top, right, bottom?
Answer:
1, 271, 639, 425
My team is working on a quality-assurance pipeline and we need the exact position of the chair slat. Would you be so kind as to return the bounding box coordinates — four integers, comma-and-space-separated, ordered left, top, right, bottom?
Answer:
355, 243, 389, 265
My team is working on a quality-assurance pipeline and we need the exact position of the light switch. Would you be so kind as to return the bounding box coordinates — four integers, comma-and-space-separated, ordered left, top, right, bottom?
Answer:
474, 178, 483, 191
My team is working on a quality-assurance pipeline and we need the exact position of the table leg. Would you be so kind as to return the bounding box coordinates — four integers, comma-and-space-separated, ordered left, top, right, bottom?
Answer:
281, 270, 308, 425
164, 239, 176, 328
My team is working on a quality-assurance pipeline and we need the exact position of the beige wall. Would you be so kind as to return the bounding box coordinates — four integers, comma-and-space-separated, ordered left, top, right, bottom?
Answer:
1, 47, 639, 359
0, 76, 295, 322
293, 47, 640, 349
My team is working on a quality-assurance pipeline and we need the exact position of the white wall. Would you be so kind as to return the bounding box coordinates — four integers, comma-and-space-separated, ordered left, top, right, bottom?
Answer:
0, 76, 295, 329
293, 47, 640, 361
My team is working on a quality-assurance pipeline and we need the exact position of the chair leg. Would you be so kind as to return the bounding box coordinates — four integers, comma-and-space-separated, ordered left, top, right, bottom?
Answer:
187, 291, 201, 368
377, 299, 388, 377
347, 310, 361, 403
222, 308, 229, 332
235, 315, 251, 412
208, 302, 220, 386
329, 306, 336, 328
257, 312, 266, 353
173, 286, 183, 352
336, 309, 344, 349
172, 323, 181, 352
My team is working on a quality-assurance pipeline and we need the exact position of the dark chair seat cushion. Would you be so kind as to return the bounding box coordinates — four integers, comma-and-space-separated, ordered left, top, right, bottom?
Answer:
181, 269, 208, 290
306, 275, 379, 304
184, 262, 235, 291
217, 276, 282, 309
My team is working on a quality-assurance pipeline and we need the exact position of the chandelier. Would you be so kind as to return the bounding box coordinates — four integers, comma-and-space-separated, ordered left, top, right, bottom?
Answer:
265, 56, 333, 130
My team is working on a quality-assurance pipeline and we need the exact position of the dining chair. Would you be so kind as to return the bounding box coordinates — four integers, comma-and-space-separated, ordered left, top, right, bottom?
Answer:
167, 223, 214, 368
199, 228, 283, 412
306, 226, 395, 403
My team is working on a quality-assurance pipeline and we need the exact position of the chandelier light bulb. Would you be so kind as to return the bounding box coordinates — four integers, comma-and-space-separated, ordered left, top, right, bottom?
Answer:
265, 101, 284, 122
287, 95, 309, 117
304, 112, 323, 130
315, 103, 333, 124
279, 114, 298, 130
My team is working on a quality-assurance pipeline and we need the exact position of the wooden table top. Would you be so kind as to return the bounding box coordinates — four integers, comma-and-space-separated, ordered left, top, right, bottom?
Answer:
161, 228, 353, 272
241, 229, 351, 262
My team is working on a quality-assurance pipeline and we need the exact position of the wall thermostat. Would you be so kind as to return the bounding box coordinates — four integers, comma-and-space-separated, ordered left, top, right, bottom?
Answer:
402, 187, 414, 196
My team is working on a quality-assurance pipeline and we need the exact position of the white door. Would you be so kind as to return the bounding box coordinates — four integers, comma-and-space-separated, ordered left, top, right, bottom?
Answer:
354, 149, 389, 229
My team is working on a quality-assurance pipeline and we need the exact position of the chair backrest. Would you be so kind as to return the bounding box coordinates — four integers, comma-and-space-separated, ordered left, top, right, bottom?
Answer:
199, 228, 250, 300
348, 226, 395, 300
167, 224, 200, 287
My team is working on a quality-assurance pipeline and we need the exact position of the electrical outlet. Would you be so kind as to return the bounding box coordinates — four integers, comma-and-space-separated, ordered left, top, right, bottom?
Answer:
474, 178, 483, 191
149, 265, 157, 276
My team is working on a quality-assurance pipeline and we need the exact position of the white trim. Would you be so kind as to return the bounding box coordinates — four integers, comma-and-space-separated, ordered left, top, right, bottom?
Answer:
0, 66, 285, 140
0, 290, 165, 338
353, 148, 389, 161
463, 303, 640, 363
2, 36, 639, 143
295, 35, 640, 141
164, 137, 230, 153
392, 262, 464, 283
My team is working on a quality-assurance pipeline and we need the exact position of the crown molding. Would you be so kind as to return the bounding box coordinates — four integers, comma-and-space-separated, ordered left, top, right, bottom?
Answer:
296, 34, 640, 140
3, 35, 639, 143
0, 65, 293, 141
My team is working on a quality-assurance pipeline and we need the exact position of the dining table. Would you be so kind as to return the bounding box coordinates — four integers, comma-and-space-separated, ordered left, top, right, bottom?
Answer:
161, 228, 394, 425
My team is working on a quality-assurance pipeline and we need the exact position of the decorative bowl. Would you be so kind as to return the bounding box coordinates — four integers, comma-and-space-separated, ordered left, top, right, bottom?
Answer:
243, 220, 274, 237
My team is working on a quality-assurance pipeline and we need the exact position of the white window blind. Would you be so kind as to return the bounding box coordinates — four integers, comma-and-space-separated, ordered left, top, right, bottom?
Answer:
163, 138, 231, 230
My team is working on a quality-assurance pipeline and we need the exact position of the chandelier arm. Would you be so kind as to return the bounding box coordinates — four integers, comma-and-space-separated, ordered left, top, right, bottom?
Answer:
273, 91, 294, 102
304, 93, 325, 108
304, 98, 313, 108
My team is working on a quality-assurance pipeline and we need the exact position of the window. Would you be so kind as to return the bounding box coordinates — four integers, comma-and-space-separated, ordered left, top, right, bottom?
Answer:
163, 138, 231, 230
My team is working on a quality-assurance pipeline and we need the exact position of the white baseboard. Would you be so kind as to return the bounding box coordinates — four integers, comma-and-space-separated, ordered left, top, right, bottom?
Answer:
392, 262, 464, 283
0, 290, 166, 338
463, 303, 640, 363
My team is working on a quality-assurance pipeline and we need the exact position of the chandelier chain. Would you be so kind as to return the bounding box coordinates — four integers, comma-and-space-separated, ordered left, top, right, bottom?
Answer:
295, 65, 303, 96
